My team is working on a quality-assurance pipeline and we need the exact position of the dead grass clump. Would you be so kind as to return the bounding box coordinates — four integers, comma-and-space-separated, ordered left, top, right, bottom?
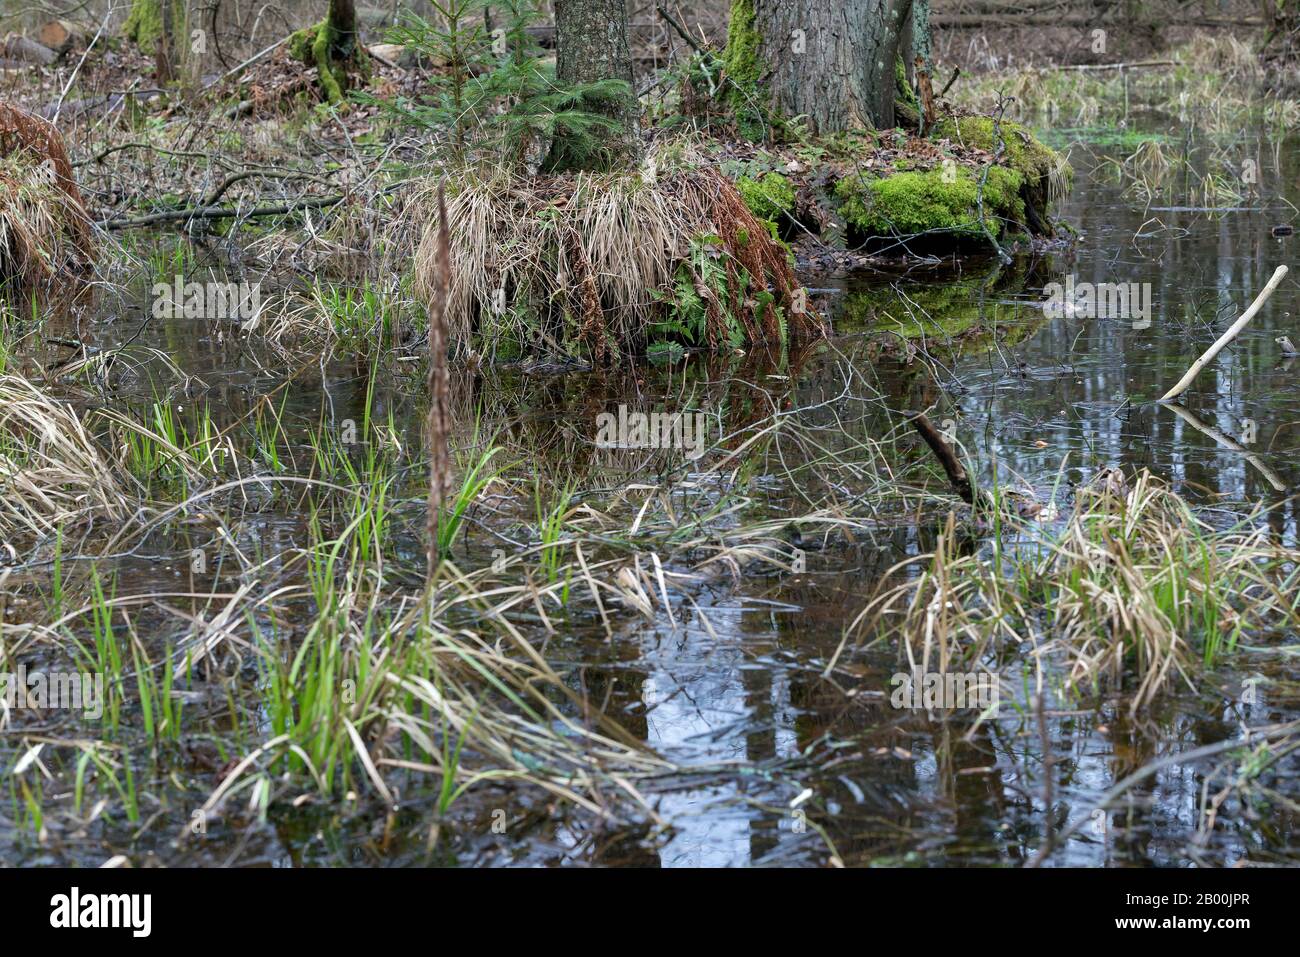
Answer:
412, 146, 822, 360
0, 102, 93, 282
840, 470, 1300, 711
1180, 33, 1262, 81
0, 374, 128, 542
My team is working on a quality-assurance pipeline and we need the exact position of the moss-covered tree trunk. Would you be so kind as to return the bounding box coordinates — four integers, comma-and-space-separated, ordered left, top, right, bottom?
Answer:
291, 0, 367, 104
124, 0, 166, 50
726, 0, 913, 134
155, 0, 175, 81
543, 0, 639, 172
124, 0, 183, 79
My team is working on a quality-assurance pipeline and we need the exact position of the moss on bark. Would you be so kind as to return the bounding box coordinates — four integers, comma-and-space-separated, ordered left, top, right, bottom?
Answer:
289, 9, 369, 105
123, 0, 162, 49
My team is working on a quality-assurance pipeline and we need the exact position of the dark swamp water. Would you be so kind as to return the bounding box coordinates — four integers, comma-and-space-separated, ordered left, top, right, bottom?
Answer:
3, 125, 1299, 868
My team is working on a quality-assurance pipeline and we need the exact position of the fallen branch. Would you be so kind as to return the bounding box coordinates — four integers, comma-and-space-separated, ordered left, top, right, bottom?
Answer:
1049, 59, 1176, 72
95, 194, 345, 230
1159, 264, 1289, 401
938, 66, 961, 98
909, 412, 974, 504
202, 35, 289, 90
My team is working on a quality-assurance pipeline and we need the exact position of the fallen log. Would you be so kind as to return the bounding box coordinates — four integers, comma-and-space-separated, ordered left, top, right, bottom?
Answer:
39, 19, 86, 55
1, 34, 58, 66
96, 194, 346, 230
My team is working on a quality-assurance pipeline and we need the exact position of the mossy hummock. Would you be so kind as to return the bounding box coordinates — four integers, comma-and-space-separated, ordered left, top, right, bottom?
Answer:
829, 118, 1070, 246
834, 165, 1025, 242
933, 116, 1073, 236
735, 171, 796, 234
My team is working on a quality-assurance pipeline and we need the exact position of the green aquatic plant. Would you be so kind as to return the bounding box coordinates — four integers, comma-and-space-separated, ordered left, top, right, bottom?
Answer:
434, 440, 504, 559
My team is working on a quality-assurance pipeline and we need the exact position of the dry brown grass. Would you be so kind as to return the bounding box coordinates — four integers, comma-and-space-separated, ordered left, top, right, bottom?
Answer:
0, 374, 128, 542
0, 102, 93, 282
834, 469, 1300, 712
412, 144, 821, 360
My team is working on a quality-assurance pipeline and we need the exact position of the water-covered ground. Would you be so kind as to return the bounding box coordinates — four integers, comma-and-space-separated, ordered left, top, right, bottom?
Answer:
4, 121, 1298, 867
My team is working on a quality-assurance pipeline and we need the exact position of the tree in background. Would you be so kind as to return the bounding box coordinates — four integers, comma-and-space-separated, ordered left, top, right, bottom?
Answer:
368, 1, 632, 169
543, 0, 639, 171
289, 0, 369, 104
725, 0, 918, 134
123, 0, 180, 80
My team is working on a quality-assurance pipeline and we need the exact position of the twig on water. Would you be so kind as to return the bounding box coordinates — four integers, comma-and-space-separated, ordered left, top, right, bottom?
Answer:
1159, 264, 1288, 401
909, 412, 974, 504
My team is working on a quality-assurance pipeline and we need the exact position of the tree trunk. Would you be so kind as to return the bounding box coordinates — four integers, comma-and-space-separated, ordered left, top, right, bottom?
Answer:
291, 0, 366, 104
328, 0, 358, 60
155, 0, 175, 82
544, 0, 639, 172
912, 0, 932, 73
733, 0, 913, 134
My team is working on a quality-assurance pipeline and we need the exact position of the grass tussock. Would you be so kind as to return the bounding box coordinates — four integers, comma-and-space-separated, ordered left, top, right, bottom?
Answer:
0, 374, 129, 542
842, 470, 1300, 711
413, 145, 821, 361
0, 103, 93, 283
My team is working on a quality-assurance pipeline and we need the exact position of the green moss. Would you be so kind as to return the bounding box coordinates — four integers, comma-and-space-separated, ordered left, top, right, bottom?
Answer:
288, 24, 317, 62
834, 165, 1024, 239
721, 0, 767, 140
896, 57, 919, 112
722, 0, 762, 92
288, 13, 368, 105
123, 0, 162, 49
736, 171, 795, 224
934, 116, 1073, 205
312, 19, 345, 104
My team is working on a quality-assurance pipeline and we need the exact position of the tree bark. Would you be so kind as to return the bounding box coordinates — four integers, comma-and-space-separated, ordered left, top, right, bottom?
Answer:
738, 0, 913, 133
545, 0, 639, 172
155, 0, 175, 82
328, 0, 358, 60
912, 0, 932, 73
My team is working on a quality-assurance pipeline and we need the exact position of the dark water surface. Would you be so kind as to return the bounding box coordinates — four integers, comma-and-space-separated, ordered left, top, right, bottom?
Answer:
5, 124, 1299, 868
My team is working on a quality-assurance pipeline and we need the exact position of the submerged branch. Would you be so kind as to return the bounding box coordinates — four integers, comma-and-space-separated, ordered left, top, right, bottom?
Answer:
909, 412, 974, 504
